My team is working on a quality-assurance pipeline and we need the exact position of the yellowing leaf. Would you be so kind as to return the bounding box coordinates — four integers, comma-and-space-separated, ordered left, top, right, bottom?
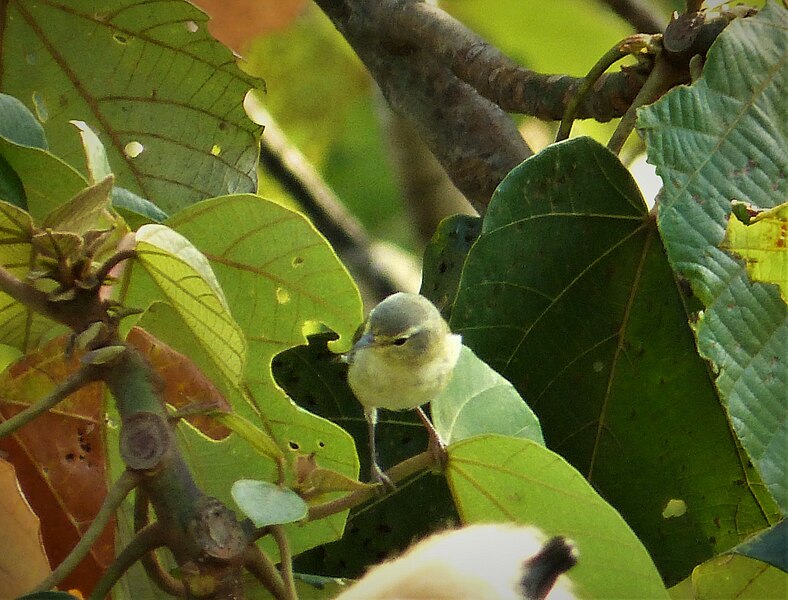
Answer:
723, 202, 788, 301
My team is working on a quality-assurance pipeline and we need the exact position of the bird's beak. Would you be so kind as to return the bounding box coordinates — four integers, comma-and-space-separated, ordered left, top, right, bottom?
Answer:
352, 331, 376, 351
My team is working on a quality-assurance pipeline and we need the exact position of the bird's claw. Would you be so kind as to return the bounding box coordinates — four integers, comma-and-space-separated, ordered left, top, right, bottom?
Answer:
426, 430, 448, 471
370, 462, 396, 492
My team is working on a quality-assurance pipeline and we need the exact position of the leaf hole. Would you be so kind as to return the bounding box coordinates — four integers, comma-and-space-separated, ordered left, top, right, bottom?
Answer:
31, 92, 48, 122
318, 441, 325, 448
210, 144, 221, 156
288, 440, 299, 451
124, 141, 144, 158
276, 287, 291, 304
292, 256, 304, 268
184, 20, 199, 33
113, 33, 130, 44
661, 498, 687, 519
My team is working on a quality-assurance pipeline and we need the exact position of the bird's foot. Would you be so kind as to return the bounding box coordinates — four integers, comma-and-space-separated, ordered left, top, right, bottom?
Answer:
370, 462, 396, 492
426, 429, 448, 472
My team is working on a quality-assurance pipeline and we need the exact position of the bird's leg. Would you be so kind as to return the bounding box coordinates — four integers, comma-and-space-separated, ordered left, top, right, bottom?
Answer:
416, 406, 447, 470
365, 406, 395, 490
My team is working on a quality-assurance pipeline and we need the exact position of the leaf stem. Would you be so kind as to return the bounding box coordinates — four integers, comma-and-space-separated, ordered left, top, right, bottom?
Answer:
244, 544, 288, 600
557, 35, 657, 143
0, 364, 100, 438
270, 525, 297, 600
607, 53, 686, 154
88, 522, 166, 600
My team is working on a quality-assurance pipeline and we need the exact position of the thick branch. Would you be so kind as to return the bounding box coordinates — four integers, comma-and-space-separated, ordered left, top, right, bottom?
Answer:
379, 1, 651, 121
314, 0, 531, 211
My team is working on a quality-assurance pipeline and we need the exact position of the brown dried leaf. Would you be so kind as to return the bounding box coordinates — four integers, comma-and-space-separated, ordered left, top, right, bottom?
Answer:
128, 327, 232, 439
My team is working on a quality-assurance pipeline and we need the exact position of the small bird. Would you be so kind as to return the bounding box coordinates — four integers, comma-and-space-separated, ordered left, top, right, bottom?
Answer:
334, 523, 578, 600
346, 292, 462, 487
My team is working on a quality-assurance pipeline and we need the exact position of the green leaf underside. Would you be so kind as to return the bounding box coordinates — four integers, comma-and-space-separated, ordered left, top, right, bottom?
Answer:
125, 224, 246, 393
0, 93, 47, 150
231, 479, 308, 527
638, 2, 787, 513
0, 200, 64, 349
1, 0, 261, 212
451, 137, 775, 583
448, 435, 668, 599
432, 345, 544, 446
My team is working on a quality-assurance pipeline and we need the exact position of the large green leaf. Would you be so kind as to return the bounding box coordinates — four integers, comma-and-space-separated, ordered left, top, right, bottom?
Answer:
450, 137, 776, 583
448, 435, 668, 599
1, 0, 261, 212
162, 195, 364, 556
638, 2, 787, 512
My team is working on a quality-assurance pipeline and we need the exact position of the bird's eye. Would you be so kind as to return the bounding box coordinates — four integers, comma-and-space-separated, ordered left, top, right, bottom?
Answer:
392, 337, 408, 346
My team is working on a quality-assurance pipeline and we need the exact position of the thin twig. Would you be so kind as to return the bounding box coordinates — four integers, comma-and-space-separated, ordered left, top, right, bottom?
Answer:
0, 264, 57, 321
94, 248, 137, 286
135, 486, 186, 596
258, 106, 416, 299
270, 525, 297, 600
0, 364, 100, 438
89, 522, 166, 600
308, 450, 433, 520
557, 34, 659, 142
607, 53, 686, 154
596, 0, 667, 33
243, 544, 288, 600
33, 470, 142, 593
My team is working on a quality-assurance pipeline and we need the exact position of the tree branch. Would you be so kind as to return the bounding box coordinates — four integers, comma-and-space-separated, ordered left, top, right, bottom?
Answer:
314, 0, 532, 211
596, 0, 667, 34
0, 364, 101, 438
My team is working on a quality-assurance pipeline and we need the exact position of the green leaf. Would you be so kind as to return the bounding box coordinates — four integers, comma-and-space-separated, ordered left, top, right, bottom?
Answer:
40, 174, 114, 233
111, 187, 168, 227
210, 411, 283, 460
161, 195, 364, 558
447, 435, 668, 599
0, 200, 61, 348
732, 520, 787, 572
450, 137, 776, 583
124, 224, 246, 392
0, 137, 87, 222
420, 214, 482, 319
231, 479, 308, 527
722, 202, 787, 301
70, 120, 112, 184
1, 0, 261, 212
0, 93, 47, 150
638, 2, 787, 512
670, 554, 788, 599
432, 345, 544, 446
